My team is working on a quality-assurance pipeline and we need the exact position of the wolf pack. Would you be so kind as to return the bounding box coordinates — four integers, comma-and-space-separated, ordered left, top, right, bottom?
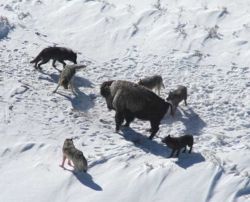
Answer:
30, 46, 194, 173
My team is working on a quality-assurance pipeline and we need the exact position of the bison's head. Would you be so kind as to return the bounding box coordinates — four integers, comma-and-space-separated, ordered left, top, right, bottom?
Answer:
100, 80, 115, 110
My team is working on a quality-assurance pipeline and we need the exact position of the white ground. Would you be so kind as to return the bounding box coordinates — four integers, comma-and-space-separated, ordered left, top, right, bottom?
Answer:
0, 0, 250, 202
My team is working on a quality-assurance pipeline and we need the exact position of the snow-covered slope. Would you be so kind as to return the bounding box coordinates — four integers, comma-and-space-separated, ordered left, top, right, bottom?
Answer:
0, 0, 249, 202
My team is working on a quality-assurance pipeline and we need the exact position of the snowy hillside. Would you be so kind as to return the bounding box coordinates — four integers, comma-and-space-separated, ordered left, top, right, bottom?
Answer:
0, 0, 250, 202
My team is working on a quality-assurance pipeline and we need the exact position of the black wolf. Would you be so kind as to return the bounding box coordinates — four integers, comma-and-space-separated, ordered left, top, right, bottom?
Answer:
30, 46, 77, 70
162, 134, 193, 157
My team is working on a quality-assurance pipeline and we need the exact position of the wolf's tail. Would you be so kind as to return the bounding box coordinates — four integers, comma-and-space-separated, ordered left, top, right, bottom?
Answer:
30, 53, 41, 63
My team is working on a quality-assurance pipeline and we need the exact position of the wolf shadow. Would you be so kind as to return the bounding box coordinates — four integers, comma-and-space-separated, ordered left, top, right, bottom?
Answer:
175, 152, 205, 169
120, 127, 170, 158
74, 172, 102, 191
63, 168, 102, 191
39, 72, 94, 88
56, 87, 95, 112
161, 106, 206, 135
39, 72, 95, 111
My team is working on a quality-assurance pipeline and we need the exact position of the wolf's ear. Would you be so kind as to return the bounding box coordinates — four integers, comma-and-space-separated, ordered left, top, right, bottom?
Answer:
168, 135, 170, 137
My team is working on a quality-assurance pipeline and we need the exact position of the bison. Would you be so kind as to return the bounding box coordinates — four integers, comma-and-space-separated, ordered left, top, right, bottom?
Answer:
100, 80, 172, 139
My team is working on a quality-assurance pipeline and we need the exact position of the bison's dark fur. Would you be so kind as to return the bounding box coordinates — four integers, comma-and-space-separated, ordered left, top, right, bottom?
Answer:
100, 80, 173, 139
30, 46, 77, 70
162, 134, 193, 158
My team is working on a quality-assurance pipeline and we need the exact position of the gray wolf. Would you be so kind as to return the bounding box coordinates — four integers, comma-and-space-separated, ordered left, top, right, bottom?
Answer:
30, 46, 77, 71
138, 75, 165, 95
100, 80, 173, 139
53, 64, 86, 94
61, 138, 88, 172
162, 134, 193, 157
166, 85, 187, 115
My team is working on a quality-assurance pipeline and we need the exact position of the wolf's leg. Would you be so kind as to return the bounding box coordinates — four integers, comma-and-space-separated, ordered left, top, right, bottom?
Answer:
68, 160, 73, 167
52, 60, 62, 72
53, 83, 60, 93
37, 58, 50, 69
52, 59, 57, 67
34, 61, 39, 69
69, 79, 77, 95
58, 59, 66, 67
60, 155, 66, 167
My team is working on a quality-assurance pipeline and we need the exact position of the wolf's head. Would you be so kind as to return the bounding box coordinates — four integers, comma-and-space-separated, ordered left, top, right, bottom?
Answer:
64, 138, 74, 147
161, 135, 171, 144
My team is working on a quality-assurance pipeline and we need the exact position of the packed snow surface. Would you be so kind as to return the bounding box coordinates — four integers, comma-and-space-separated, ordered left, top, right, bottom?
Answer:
0, 0, 250, 202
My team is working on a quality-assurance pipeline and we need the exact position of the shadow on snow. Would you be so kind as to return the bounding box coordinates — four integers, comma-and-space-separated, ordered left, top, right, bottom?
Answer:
63, 167, 102, 191
120, 127, 205, 168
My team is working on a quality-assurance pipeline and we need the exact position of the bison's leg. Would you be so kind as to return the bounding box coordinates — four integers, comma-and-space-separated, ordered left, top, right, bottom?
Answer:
182, 146, 186, 153
184, 99, 187, 106
169, 149, 175, 158
148, 120, 160, 140
115, 111, 124, 132
124, 110, 135, 127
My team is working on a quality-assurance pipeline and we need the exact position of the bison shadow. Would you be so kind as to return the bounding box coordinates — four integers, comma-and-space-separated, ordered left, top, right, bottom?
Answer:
121, 127, 170, 158
162, 106, 206, 135
121, 127, 205, 168
63, 168, 102, 191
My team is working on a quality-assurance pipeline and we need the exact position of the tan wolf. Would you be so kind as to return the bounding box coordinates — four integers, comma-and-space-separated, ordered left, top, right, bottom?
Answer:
53, 64, 86, 94
61, 138, 88, 172
138, 75, 165, 95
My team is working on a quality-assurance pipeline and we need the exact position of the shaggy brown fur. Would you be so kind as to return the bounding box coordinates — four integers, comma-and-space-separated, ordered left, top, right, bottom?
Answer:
100, 80, 173, 139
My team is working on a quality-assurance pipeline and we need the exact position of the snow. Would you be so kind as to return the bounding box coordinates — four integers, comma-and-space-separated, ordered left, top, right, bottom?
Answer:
0, 0, 250, 202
